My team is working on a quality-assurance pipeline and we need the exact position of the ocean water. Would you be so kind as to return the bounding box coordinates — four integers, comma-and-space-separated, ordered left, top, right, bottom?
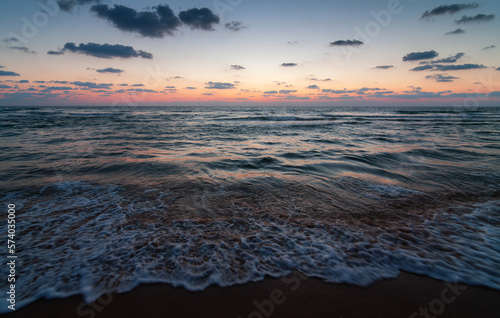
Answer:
1, 106, 499, 312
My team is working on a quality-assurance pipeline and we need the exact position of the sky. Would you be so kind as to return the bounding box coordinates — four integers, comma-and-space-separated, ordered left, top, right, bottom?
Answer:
0, 0, 499, 106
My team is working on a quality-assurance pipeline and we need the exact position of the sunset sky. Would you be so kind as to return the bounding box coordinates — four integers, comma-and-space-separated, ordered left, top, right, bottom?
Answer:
0, 0, 499, 106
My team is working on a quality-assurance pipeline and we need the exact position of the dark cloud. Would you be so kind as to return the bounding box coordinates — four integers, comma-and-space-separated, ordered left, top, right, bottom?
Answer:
421, 3, 479, 18
425, 74, 459, 82
455, 14, 495, 24
205, 82, 235, 89
329, 40, 363, 47
225, 21, 247, 31
374, 65, 393, 69
497, 67, 500, 71
482, 45, 496, 50
131, 84, 144, 87
403, 50, 438, 61
433, 63, 486, 71
410, 65, 435, 71
264, 90, 278, 94
425, 52, 464, 64
57, 42, 152, 59
18, 80, 29, 83
8, 46, 36, 54
90, 4, 181, 37
279, 90, 297, 94
3, 37, 20, 43
285, 96, 310, 100
96, 67, 123, 73
281, 63, 297, 67
230, 65, 245, 70
47, 50, 64, 55
0, 65, 3, 69
185, 87, 197, 89
53, 81, 69, 84
41, 86, 74, 91
0, 70, 20, 76
71, 81, 113, 89
179, 8, 220, 31
34, 81, 46, 83
307, 85, 320, 89
446, 28, 466, 35
57, 0, 100, 12
0, 85, 11, 89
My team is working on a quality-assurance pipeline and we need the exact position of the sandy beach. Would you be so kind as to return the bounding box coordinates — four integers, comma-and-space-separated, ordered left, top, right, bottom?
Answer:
6, 272, 499, 318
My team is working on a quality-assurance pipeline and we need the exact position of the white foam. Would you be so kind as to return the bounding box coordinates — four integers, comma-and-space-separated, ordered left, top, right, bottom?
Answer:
1, 181, 499, 313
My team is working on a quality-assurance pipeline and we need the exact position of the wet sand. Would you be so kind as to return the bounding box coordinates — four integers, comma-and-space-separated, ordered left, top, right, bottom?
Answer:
6, 272, 500, 318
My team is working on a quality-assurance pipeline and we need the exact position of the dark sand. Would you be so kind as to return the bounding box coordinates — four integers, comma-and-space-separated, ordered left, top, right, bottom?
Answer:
5, 272, 500, 318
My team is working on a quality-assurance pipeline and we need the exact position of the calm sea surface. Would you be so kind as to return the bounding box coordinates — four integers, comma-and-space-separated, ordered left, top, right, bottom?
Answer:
1, 106, 499, 311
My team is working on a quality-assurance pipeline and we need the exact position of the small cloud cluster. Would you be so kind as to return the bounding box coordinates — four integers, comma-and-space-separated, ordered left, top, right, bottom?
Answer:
445, 28, 465, 35
411, 63, 486, 71
225, 21, 247, 31
421, 3, 479, 19
455, 14, 494, 24
425, 74, 459, 82
374, 65, 393, 69
96, 67, 124, 73
482, 45, 496, 50
50, 42, 153, 59
403, 50, 439, 61
423, 52, 464, 64
91, 4, 219, 37
205, 82, 235, 89
8, 46, 36, 54
230, 65, 245, 70
0, 71, 20, 76
329, 40, 363, 47
281, 63, 297, 67
71, 81, 113, 89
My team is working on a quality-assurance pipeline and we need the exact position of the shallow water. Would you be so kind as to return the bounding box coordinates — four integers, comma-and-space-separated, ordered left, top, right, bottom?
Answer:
1, 106, 499, 312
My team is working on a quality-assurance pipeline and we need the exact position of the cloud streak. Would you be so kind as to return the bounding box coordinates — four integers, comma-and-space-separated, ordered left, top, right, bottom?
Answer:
205, 82, 235, 89
403, 50, 438, 61
425, 74, 459, 82
225, 21, 247, 31
445, 28, 465, 35
96, 67, 124, 73
178, 8, 220, 31
0, 70, 20, 76
455, 14, 495, 24
57, 0, 100, 12
281, 63, 297, 67
329, 40, 363, 47
54, 42, 153, 59
421, 3, 479, 18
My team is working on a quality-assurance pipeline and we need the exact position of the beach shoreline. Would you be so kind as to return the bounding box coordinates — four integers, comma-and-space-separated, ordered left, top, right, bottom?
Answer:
5, 272, 499, 318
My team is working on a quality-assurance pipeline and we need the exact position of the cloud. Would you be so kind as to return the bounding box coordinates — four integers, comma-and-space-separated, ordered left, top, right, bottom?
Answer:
8, 46, 36, 54
455, 14, 495, 24
446, 28, 465, 35
185, 87, 197, 90
56, 42, 152, 59
0, 85, 11, 89
131, 84, 144, 87
433, 63, 486, 71
41, 86, 74, 91
91, 4, 181, 37
425, 74, 459, 82
18, 80, 29, 83
0, 71, 20, 76
410, 65, 435, 71
71, 81, 113, 89
421, 3, 479, 18
310, 77, 331, 81
230, 65, 245, 70
57, 0, 100, 12
403, 50, 438, 61
279, 90, 297, 94
96, 67, 124, 73
205, 82, 235, 89
47, 50, 64, 55
3, 37, 20, 43
497, 67, 500, 71
264, 90, 278, 94
374, 65, 393, 69
0, 65, 4, 69
285, 95, 310, 100
329, 40, 363, 47
281, 63, 297, 67
179, 8, 220, 31
425, 52, 464, 64
482, 45, 496, 50
225, 21, 247, 31
307, 85, 320, 89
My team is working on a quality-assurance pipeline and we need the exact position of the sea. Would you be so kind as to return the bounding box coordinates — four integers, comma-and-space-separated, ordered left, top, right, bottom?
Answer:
1, 106, 499, 312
